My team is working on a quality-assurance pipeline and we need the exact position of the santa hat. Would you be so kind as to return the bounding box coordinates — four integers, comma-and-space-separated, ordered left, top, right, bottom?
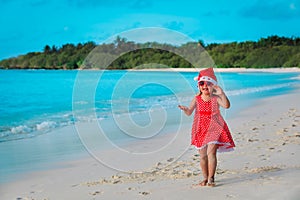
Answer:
194, 67, 217, 85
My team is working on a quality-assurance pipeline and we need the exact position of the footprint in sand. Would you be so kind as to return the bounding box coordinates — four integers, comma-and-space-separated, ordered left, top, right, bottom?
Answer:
90, 191, 103, 196
259, 154, 270, 161
226, 194, 236, 198
248, 138, 259, 142
128, 187, 136, 191
294, 115, 300, 123
139, 191, 150, 195
248, 166, 282, 173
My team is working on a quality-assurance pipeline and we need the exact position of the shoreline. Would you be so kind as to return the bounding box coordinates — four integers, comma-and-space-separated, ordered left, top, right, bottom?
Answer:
1, 84, 300, 199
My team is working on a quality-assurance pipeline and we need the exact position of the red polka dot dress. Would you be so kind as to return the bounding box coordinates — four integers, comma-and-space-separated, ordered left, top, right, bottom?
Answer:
191, 95, 235, 152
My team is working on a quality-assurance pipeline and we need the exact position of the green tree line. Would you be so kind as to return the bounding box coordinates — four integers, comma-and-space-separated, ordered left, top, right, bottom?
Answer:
0, 35, 300, 69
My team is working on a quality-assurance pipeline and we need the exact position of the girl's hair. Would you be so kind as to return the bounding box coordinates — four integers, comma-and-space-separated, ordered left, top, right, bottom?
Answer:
196, 91, 202, 96
197, 84, 202, 96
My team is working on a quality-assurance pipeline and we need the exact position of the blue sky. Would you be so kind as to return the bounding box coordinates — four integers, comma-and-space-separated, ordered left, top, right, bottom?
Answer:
0, 0, 299, 59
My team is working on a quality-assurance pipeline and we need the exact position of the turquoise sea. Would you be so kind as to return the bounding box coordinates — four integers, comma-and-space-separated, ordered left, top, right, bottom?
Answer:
0, 69, 300, 182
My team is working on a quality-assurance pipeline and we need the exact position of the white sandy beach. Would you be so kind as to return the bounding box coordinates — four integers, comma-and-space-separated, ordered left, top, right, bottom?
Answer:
1, 70, 300, 200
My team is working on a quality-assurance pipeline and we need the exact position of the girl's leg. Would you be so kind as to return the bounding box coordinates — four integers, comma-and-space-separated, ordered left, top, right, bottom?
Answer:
207, 144, 218, 186
198, 147, 208, 186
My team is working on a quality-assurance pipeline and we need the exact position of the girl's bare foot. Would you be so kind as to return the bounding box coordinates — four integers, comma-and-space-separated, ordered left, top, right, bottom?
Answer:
207, 177, 216, 187
195, 179, 208, 186
200, 179, 208, 186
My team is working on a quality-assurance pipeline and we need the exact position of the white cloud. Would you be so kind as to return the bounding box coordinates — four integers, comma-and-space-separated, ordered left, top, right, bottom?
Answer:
115, 27, 194, 45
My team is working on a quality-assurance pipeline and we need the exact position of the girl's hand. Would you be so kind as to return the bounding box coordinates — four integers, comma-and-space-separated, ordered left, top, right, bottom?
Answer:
178, 97, 196, 116
178, 105, 188, 111
213, 85, 231, 108
213, 85, 225, 96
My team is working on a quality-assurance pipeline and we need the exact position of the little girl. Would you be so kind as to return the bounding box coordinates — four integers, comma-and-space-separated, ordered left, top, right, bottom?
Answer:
178, 67, 235, 187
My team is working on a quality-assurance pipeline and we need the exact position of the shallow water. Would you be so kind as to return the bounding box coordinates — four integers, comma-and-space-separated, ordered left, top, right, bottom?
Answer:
1, 70, 299, 142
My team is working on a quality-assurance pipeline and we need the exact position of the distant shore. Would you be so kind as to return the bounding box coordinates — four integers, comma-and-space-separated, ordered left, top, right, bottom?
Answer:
2, 67, 300, 73
127, 67, 300, 73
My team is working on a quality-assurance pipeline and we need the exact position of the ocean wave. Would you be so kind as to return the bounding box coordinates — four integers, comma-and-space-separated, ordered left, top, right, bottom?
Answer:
36, 121, 57, 131
0, 118, 74, 143
11, 125, 33, 134
288, 75, 300, 80
74, 101, 89, 105
226, 82, 295, 96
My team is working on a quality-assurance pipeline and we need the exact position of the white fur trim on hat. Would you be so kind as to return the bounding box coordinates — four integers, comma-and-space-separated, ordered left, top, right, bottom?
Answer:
198, 76, 217, 85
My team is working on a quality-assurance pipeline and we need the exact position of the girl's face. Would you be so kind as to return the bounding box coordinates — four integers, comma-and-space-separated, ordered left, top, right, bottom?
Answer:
198, 81, 214, 95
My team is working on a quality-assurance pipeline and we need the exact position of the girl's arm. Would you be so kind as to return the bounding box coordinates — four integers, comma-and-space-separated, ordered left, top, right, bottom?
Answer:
178, 97, 196, 116
213, 85, 230, 109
